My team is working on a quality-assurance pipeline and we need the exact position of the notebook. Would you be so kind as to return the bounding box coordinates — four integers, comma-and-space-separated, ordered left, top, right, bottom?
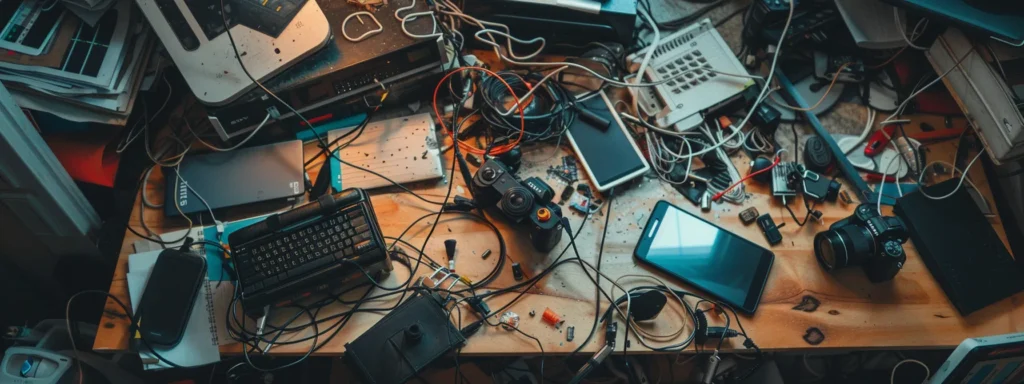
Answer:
127, 250, 234, 370
894, 180, 1024, 316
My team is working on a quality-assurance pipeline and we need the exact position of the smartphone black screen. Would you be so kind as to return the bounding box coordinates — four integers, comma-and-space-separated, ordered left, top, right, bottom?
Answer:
634, 201, 774, 313
138, 250, 207, 347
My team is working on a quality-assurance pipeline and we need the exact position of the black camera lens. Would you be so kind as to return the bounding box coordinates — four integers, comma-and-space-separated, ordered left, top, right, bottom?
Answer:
814, 226, 874, 271
501, 187, 534, 218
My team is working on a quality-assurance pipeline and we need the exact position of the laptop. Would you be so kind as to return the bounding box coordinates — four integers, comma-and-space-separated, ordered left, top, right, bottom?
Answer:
135, 0, 331, 105
164, 140, 305, 218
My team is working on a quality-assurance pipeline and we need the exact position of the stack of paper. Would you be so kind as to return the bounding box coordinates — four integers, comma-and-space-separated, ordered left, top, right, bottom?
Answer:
126, 250, 234, 370
0, 0, 154, 125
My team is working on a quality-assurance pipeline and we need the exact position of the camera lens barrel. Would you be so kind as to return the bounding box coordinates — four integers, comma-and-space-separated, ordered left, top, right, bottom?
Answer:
814, 225, 874, 271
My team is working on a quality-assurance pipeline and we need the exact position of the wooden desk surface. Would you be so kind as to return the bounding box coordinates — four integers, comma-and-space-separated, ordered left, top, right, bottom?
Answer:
93, 104, 1023, 356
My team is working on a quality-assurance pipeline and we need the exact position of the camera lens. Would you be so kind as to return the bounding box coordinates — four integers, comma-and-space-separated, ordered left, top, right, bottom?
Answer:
501, 187, 534, 218
814, 226, 874, 271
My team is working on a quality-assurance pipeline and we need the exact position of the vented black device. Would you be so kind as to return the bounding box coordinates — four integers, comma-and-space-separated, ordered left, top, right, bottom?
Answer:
344, 291, 465, 384
894, 180, 1024, 315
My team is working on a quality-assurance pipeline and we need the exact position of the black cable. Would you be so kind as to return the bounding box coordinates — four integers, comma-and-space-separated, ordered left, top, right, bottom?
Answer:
509, 326, 546, 384
570, 190, 615, 358
715, 5, 750, 28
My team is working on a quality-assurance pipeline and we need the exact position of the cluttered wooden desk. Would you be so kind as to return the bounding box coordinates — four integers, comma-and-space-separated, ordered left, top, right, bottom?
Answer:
92, 100, 1023, 358
85, 4, 1024, 379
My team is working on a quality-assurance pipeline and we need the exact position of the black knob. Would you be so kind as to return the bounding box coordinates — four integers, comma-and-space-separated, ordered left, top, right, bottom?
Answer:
481, 167, 497, 182
405, 324, 423, 344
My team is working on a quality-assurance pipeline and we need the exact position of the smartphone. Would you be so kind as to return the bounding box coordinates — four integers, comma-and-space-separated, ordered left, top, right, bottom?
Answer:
136, 249, 207, 347
565, 90, 650, 192
633, 201, 774, 314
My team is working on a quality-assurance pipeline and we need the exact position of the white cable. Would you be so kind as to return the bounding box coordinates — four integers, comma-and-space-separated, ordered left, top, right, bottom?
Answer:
916, 151, 985, 201
342, 12, 383, 42
401, 11, 442, 39
186, 113, 271, 152
843, 107, 876, 154
894, 8, 928, 50
142, 165, 163, 208
882, 48, 975, 125
630, 7, 660, 115
174, 163, 221, 229
890, 359, 930, 384
877, 149, 904, 215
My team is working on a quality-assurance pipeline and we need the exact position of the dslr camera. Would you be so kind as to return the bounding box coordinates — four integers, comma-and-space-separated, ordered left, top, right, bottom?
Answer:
813, 204, 910, 282
472, 159, 564, 252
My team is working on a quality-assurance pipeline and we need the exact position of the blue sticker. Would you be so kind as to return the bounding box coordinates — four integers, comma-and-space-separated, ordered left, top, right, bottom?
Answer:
202, 215, 270, 281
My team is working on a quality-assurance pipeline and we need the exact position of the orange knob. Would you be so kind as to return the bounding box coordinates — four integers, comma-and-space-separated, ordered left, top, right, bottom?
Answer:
537, 208, 551, 222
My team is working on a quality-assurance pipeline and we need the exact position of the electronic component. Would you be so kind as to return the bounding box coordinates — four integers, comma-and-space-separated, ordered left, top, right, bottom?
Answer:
499, 312, 520, 331
894, 180, 1024, 315
749, 157, 776, 184
803, 136, 834, 173
558, 185, 574, 205
630, 290, 668, 321
136, 249, 207, 347
541, 308, 561, 327
929, 332, 1024, 384
165, 140, 304, 219
746, 0, 798, 46
814, 205, 909, 282
567, 326, 575, 341
229, 189, 392, 316
627, 19, 753, 130
635, 201, 775, 314
473, 160, 565, 252
461, 0, 636, 52
511, 262, 525, 282
565, 91, 650, 191
481, 249, 492, 260
344, 292, 465, 384
757, 214, 783, 246
548, 156, 580, 185
801, 170, 841, 202
700, 192, 712, 212
445, 239, 457, 272
739, 208, 760, 225
752, 103, 782, 136
772, 162, 801, 198
137, 0, 331, 105
202, 1, 445, 138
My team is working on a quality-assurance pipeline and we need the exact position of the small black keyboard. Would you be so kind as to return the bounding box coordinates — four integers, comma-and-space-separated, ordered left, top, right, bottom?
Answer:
229, 189, 391, 314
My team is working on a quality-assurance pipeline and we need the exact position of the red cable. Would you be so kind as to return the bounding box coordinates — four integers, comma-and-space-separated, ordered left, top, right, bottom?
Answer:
712, 155, 782, 201
431, 67, 526, 156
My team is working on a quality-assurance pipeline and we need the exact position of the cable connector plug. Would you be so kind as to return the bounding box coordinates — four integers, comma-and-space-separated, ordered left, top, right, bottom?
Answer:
460, 319, 484, 338
465, 297, 490, 316
705, 326, 740, 340
442, 196, 477, 212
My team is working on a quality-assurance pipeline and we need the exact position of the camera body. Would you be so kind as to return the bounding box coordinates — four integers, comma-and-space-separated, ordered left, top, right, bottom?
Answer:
473, 159, 565, 252
814, 204, 909, 282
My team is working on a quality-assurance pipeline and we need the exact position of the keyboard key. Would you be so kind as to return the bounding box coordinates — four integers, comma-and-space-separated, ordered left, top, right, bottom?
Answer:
344, 247, 355, 257
352, 217, 367, 228
264, 275, 278, 287
347, 210, 362, 218
354, 224, 370, 234
674, 58, 684, 65
355, 240, 376, 254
